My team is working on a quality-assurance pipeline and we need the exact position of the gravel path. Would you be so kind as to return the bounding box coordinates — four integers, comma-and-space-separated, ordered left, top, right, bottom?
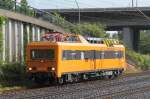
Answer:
1, 73, 150, 99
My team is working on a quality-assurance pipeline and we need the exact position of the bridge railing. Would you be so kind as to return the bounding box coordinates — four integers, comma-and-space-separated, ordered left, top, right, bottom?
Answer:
0, 0, 74, 31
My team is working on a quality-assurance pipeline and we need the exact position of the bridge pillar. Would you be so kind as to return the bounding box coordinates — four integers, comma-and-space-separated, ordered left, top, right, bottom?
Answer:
26, 25, 30, 43
37, 27, 40, 41
20, 23, 24, 63
32, 25, 35, 41
11, 21, 16, 62
41, 29, 46, 41
122, 27, 140, 51
8, 20, 12, 62
15, 21, 18, 62
2, 20, 6, 62
133, 29, 140, 51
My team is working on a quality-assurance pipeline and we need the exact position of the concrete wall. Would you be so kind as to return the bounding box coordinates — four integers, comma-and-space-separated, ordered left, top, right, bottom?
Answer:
1, 19, 50, 63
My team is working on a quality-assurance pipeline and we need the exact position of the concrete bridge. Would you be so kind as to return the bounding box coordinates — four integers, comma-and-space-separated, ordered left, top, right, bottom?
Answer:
45, 7, 150, 51
0, 8, 67, 63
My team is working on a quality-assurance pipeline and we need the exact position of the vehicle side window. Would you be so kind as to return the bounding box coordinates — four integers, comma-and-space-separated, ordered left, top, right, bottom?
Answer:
62, 50, 124, 60
96, 51, 102, 59
84, 50, 94, 59
104, 51, 115, 59
81, 51, 84, 60
62, 50, 81, 60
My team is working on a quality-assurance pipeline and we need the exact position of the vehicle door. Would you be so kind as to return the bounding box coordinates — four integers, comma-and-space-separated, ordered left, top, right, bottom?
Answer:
95, 51, 102, 70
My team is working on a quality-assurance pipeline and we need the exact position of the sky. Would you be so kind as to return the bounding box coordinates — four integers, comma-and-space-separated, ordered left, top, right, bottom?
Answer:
27, 0, 150, 9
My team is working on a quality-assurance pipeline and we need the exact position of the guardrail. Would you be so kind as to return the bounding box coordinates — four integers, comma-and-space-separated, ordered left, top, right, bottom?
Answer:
0, 0, 74, 31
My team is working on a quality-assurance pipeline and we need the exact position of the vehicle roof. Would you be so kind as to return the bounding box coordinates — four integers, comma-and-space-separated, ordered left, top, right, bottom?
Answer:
27, 41, 124, 48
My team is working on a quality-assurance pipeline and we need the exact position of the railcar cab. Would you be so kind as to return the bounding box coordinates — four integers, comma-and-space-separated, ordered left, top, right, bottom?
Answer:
26, 42, 57, 83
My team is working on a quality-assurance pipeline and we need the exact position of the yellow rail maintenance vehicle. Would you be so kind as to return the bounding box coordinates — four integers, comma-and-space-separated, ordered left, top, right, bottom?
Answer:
26, 33, 126, 84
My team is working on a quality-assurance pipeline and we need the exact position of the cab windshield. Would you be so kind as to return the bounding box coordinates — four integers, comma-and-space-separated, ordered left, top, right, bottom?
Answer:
31, 49, 54, 60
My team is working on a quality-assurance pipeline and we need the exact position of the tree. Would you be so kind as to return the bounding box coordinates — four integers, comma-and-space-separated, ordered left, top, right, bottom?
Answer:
20, 0, 28, 13
140, 37, 150, 54
52, 13, 106, 38
70, 23, 107, 38
20, 0, 28, 8
52, 12, 71, 32
0, 0, 14, 10
138, 30, 150, 54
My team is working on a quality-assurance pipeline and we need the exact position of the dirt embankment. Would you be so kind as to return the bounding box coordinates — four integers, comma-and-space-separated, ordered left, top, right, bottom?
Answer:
125, 55, 142, 73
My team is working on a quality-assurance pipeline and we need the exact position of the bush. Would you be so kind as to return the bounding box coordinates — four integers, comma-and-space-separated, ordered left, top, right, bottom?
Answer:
126, 48, 150, 70
0, 63, 26, 81
70, 23, 106, 38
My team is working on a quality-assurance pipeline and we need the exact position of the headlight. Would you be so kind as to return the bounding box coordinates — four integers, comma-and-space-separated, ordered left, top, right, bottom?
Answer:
51, 67, 55, 71
29, 67, 32, 71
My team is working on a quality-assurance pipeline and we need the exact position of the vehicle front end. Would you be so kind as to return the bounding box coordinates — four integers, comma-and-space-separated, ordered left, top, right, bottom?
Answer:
26, 42, 57, 84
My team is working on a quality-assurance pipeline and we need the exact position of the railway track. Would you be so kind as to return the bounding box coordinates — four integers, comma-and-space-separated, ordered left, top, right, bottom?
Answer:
19, 75, 150, 98
100, 85, 150, 99
21, 80, 150, 99
1, 72, 150, 99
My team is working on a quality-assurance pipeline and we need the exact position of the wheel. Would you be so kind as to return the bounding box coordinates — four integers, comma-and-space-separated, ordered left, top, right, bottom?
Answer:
114, 70, 120, 77
108, 74, 115, 79
82, 74, 88, 80
58, 77, 64, 85
73, 76, 79, 82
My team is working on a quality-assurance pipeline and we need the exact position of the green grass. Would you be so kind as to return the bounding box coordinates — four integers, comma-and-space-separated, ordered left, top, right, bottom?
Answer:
0, 63, 26, 81
0, 63, 35, 92
126, 48, 150, 70
0, 80, 36, 93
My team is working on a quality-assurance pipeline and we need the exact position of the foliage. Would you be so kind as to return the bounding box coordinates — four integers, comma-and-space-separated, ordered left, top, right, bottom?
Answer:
0, 0, 14, 10
70, 23, 107, 38
0, 0, 34, 17
0, 63, 26, 81
139, 30, 150, 54
139, 37, 150, 54
0, 16, 6, 25
19, 0, 34, 16
0, 16, 6, 58
52, 13, 107, 37
52, 12, 71, 31
19, 0, 31, 15
53, 12, 66, 26
20, 0, 28, 6
126, 48, 150, 70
